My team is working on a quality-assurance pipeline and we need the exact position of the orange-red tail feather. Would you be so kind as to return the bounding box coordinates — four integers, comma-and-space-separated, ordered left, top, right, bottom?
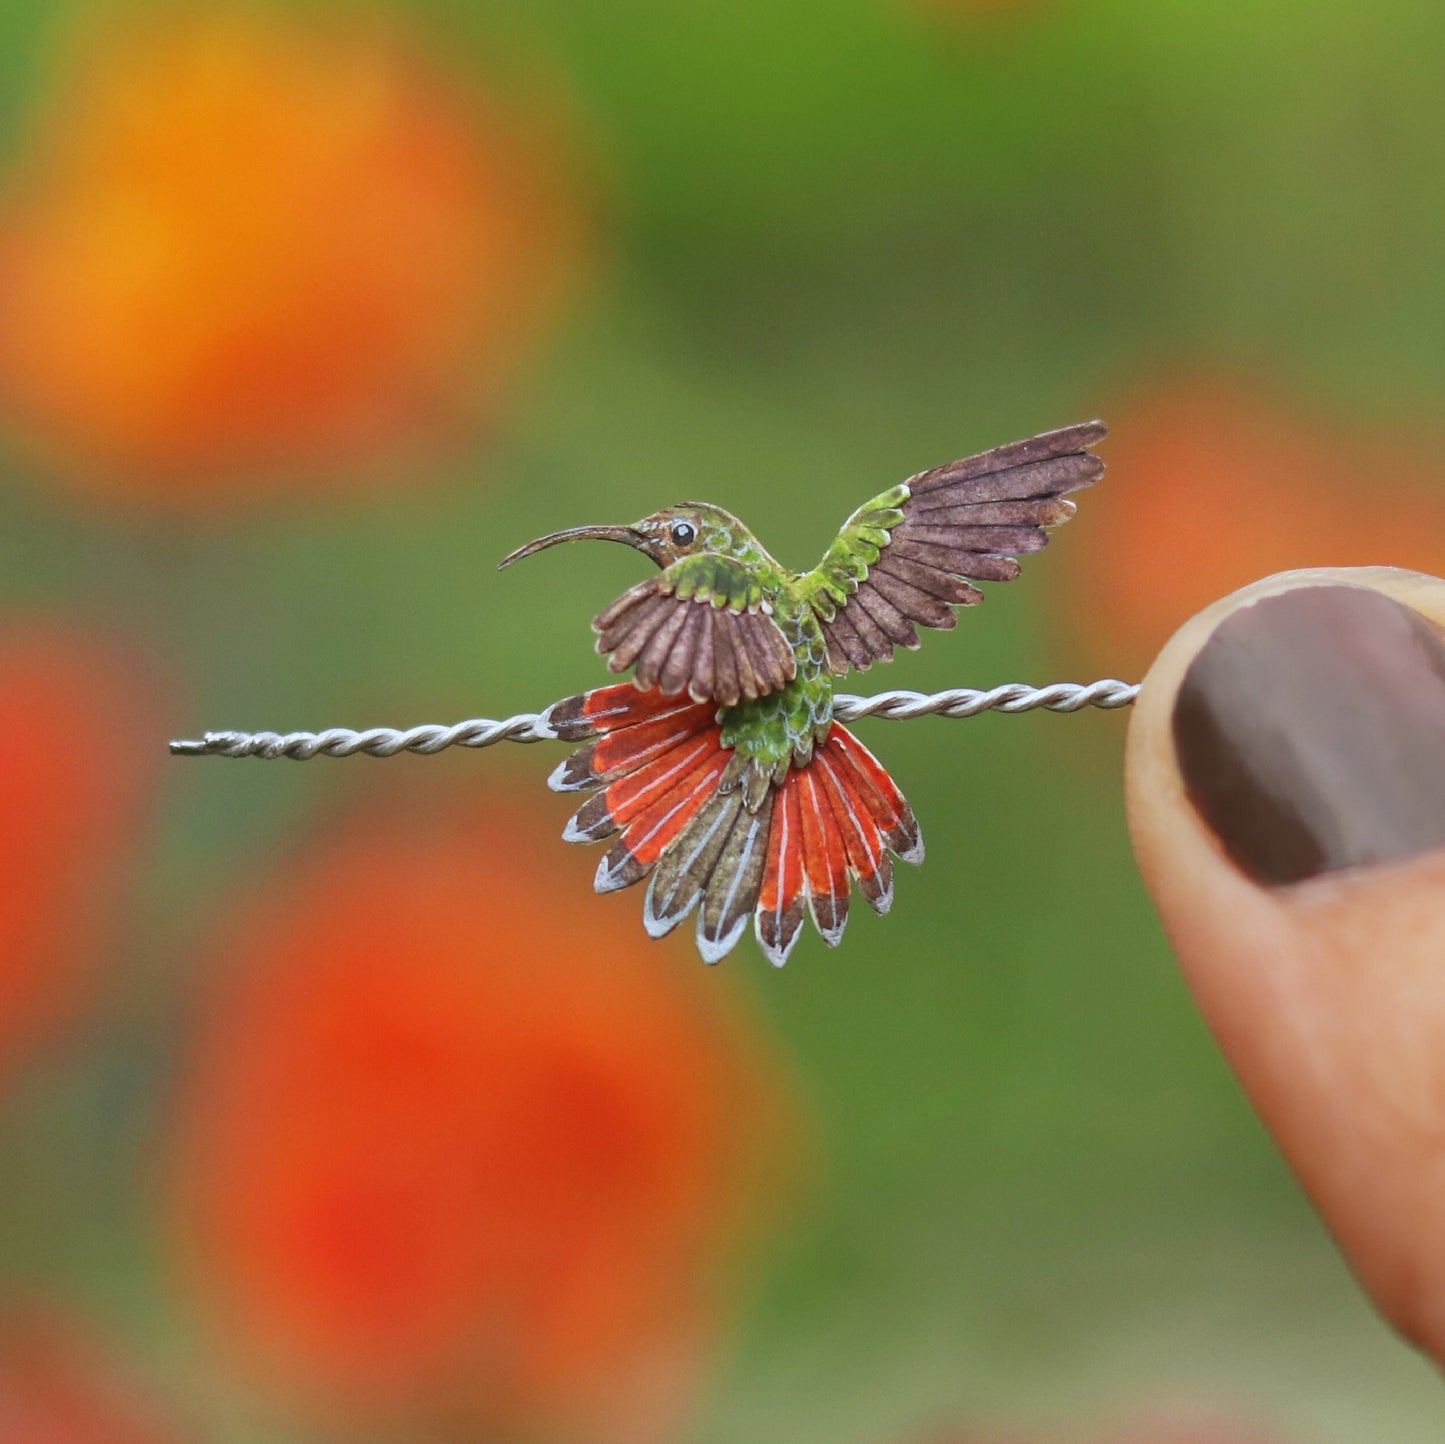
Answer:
547, 686, 922, 964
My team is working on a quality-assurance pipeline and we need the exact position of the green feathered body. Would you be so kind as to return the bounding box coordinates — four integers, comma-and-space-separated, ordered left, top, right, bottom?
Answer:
715, 485, 908, 803
718, 578, 833, 790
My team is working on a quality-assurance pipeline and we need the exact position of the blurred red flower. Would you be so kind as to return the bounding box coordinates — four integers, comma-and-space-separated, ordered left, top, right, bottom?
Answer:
0, 1311, 185, 1444
0, 623, 159, 1089
0, 8, 586, 507
169, 792, 798, 1442
1056, 377, 1445, 677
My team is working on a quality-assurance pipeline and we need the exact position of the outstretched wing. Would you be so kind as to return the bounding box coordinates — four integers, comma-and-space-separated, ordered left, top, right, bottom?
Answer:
593, 553, 796, 706
802, 420, 1106, 672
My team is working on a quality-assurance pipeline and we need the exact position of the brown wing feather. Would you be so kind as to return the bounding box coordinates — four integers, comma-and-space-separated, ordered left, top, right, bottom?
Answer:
633, 601, 692, 691
819, 420, 1105, 672
710, 610, 741, 705
864, 566, 957, 630
821, 605, 871, 673
657, 603, 705, 696
593, 578, 795, 706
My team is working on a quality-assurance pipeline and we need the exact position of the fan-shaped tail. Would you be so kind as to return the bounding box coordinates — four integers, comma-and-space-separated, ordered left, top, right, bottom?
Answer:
754, 725, 922, 965
545, 683, 922, 964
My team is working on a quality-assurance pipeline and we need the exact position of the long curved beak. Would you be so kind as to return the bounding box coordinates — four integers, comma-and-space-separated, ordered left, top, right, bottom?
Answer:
496, 524, 647, 571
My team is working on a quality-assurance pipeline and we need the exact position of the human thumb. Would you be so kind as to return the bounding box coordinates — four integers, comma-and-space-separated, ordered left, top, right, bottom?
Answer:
1125, 567, 1445, 1361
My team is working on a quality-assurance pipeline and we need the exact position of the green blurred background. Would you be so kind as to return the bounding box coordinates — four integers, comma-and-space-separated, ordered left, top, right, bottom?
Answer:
0, 1, 1441, 1441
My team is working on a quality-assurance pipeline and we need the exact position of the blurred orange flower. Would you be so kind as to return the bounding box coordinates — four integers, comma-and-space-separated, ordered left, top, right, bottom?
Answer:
0, 623, 159, 1088
0, 1311, 185, 1444
0, 8, 586, 507
1057, 377, 1445, 677
169, 792, 797, 1442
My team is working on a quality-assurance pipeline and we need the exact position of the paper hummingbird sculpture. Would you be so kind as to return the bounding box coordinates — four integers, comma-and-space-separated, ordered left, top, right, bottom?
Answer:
496, 419, 1107, 965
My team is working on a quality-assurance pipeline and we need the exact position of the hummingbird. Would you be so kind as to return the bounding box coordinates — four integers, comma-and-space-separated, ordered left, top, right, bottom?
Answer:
498, 419, 1106, 965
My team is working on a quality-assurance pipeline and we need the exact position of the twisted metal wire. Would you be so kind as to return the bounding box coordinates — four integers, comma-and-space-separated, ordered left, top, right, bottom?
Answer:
169, 713, 554, 760
834, 678, 1138, 721
169, 679, 1139, 760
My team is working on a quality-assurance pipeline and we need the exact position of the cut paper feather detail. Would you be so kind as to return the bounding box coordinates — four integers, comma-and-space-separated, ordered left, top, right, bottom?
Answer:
494, 419, 1106, 963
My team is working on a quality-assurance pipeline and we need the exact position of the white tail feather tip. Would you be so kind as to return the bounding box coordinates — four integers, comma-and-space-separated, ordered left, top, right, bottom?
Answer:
696, 912, 748, 966
594, 856, 634, 894
547, 757, 584, 792
642, 881, 700, 939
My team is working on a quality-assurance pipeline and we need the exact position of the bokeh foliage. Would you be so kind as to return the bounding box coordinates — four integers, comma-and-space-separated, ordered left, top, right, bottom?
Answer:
0, 1, 1443, 1440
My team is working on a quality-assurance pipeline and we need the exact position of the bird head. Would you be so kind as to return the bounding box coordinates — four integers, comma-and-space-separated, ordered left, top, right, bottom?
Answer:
498, 502, 762, 571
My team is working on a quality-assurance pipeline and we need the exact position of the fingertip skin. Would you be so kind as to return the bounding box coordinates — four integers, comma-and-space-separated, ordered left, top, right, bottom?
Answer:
1126, 565, 1445, 890
1125, 566, 1445, 1364
1172, 586, 1445, 885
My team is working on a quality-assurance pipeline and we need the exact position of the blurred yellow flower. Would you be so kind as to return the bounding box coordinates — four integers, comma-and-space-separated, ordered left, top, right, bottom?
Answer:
0, 8, 587, 507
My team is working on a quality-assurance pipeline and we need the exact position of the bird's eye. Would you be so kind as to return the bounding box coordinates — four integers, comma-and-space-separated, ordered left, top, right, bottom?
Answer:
669, 521, 697, 547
